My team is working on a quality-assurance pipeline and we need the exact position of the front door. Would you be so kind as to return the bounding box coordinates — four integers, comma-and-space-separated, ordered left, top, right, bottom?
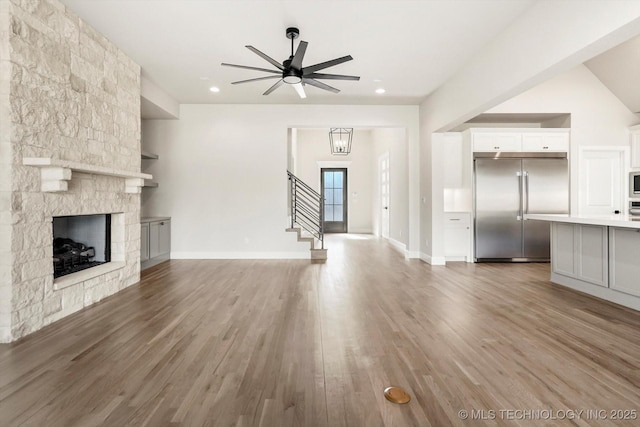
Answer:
322, 168, 347, 233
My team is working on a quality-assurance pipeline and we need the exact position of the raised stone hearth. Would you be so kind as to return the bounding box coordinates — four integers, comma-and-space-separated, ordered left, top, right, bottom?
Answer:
0, 0, 143, 342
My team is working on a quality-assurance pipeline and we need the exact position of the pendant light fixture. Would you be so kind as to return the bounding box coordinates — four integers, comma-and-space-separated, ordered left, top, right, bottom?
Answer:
329, 128, 353, 155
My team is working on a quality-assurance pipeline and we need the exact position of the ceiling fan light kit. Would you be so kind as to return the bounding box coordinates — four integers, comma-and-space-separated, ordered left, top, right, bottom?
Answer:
222, 27, 360, 98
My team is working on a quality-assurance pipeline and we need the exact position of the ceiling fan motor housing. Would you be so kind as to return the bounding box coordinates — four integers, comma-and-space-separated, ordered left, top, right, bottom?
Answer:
286, 27, 299, 40
282, 59, 302, 84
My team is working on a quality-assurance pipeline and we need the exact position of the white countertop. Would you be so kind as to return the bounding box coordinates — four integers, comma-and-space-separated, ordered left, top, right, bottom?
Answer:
525, 213, 640, 229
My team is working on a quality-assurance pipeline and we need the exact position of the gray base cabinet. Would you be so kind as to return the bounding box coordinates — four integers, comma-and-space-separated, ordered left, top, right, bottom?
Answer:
551, 223, 608, 287
528, 215, 640, 312
609, 227, 640, 297
141, 217, 171, 270
141, 222, 150, 262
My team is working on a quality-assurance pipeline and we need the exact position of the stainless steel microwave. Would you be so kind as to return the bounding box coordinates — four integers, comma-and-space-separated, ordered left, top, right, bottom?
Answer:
631, 172, 640, 198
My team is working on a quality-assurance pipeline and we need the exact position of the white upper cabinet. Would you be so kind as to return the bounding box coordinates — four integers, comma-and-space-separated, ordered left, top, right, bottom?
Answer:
630, 124, 640, 169
470, 129, 569, 153
578, 148, 624, 215
521, 132, 569, 152
472, 133, 521, 152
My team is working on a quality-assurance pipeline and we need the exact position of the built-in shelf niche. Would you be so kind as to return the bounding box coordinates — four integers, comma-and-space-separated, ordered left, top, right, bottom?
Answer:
141, 150, 159, 189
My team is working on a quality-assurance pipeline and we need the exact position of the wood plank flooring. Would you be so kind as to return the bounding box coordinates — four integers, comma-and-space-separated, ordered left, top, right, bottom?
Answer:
1, 234, 640, 426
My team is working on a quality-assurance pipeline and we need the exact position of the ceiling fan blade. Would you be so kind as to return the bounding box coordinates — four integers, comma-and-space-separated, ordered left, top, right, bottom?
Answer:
304, 72, 360, 81
221, 63, 281, 74
302, 78, 340, 94
292, 82, 307, 99
263, 79, 284, 95
232, 75, 281, 85
302, 55, 353, 74
290, 41, 308, 70
246, 46, 284, 70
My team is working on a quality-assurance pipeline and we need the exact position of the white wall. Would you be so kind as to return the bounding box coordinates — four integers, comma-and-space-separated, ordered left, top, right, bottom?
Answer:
419, 1, 640, 262
371, 128, 408, 246
142, 104, 419, 258
487, 65, 639, 213
295, 129, 373, 234
141, 75, 180, 119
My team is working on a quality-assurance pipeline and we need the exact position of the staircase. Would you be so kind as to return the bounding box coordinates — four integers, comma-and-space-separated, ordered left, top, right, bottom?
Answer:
287, 171, 327, 260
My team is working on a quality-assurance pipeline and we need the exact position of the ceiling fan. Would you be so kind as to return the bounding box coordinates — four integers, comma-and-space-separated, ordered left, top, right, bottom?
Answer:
221, 27, 360, 98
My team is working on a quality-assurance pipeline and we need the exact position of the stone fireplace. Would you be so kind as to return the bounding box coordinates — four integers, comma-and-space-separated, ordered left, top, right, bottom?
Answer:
0, 0, 145, 342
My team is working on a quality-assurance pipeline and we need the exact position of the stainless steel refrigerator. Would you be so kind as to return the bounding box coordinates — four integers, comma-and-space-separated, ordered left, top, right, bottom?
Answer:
474, 153, 569, 262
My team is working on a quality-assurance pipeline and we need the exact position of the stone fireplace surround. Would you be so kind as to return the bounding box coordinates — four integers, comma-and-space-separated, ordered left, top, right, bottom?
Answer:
0, 0, 144, 342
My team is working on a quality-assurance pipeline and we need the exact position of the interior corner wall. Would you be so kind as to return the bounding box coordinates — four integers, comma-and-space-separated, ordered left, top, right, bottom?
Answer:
418, 1, 640, 261
141, 75, 179, 119
419, 106, 435, 262
142, 104, 419, 258
487, 64, 640, 214
0, 0, 12, 342
294, 129, 373, 234
371, 128, 408, 246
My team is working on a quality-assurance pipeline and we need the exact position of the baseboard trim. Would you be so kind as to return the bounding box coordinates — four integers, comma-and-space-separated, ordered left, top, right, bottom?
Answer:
551, 272, 640, 312
141, 255, 170, 271
388, 238, 406, 255
445, 256, 467, 262
420, 252, 446, 265
171, 251, 310, 260
406, 250, 420, 259
349, 228, 373, 234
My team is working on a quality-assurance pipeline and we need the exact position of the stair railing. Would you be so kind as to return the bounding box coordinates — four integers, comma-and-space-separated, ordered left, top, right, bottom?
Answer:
287, 170, 324, 249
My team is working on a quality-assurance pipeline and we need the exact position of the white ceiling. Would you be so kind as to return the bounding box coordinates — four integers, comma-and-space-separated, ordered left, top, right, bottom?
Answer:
60, 0, 534, 105
585, 34, 640, 114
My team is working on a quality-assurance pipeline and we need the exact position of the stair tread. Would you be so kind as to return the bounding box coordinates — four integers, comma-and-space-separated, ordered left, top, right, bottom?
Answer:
285, 227, 325, 257
310, 248, 328, 260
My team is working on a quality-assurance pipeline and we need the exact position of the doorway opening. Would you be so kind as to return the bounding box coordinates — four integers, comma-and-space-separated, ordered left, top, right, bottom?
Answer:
379, 152, 390, 239
322, 168, 348, 233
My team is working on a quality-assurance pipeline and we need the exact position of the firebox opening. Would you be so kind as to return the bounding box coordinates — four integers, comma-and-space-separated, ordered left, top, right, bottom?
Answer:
52, 214, 111, 279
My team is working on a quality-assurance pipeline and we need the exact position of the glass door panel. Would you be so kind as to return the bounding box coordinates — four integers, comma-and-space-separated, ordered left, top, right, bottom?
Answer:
322, 168, 347, 233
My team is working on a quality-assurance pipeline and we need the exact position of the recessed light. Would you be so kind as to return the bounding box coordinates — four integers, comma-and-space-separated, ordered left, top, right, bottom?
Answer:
375, 88, 386, 94
373, 79, 382, 83
209, 86, 220, 93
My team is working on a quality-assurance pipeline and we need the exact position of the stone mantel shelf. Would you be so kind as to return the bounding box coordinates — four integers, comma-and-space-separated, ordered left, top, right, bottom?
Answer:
22, 157, 152, 193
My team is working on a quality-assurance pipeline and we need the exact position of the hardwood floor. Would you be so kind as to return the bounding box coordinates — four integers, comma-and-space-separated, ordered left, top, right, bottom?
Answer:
1, 234, 640, 426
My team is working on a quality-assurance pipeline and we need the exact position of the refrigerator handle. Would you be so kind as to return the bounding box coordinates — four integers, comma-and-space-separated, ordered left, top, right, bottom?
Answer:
523, 171, 529, 217
516, 171, 523, 221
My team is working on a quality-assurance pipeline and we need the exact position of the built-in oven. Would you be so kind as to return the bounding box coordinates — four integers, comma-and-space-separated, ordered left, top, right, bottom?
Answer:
631, 172, 640, 198
630, 201, 640, 216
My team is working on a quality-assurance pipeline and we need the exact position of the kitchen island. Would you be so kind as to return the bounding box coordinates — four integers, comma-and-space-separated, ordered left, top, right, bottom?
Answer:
526, 213, 640, 311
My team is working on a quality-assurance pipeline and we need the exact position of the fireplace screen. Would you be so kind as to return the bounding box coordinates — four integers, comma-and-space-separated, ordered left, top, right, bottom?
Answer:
52, 214, 111, 279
